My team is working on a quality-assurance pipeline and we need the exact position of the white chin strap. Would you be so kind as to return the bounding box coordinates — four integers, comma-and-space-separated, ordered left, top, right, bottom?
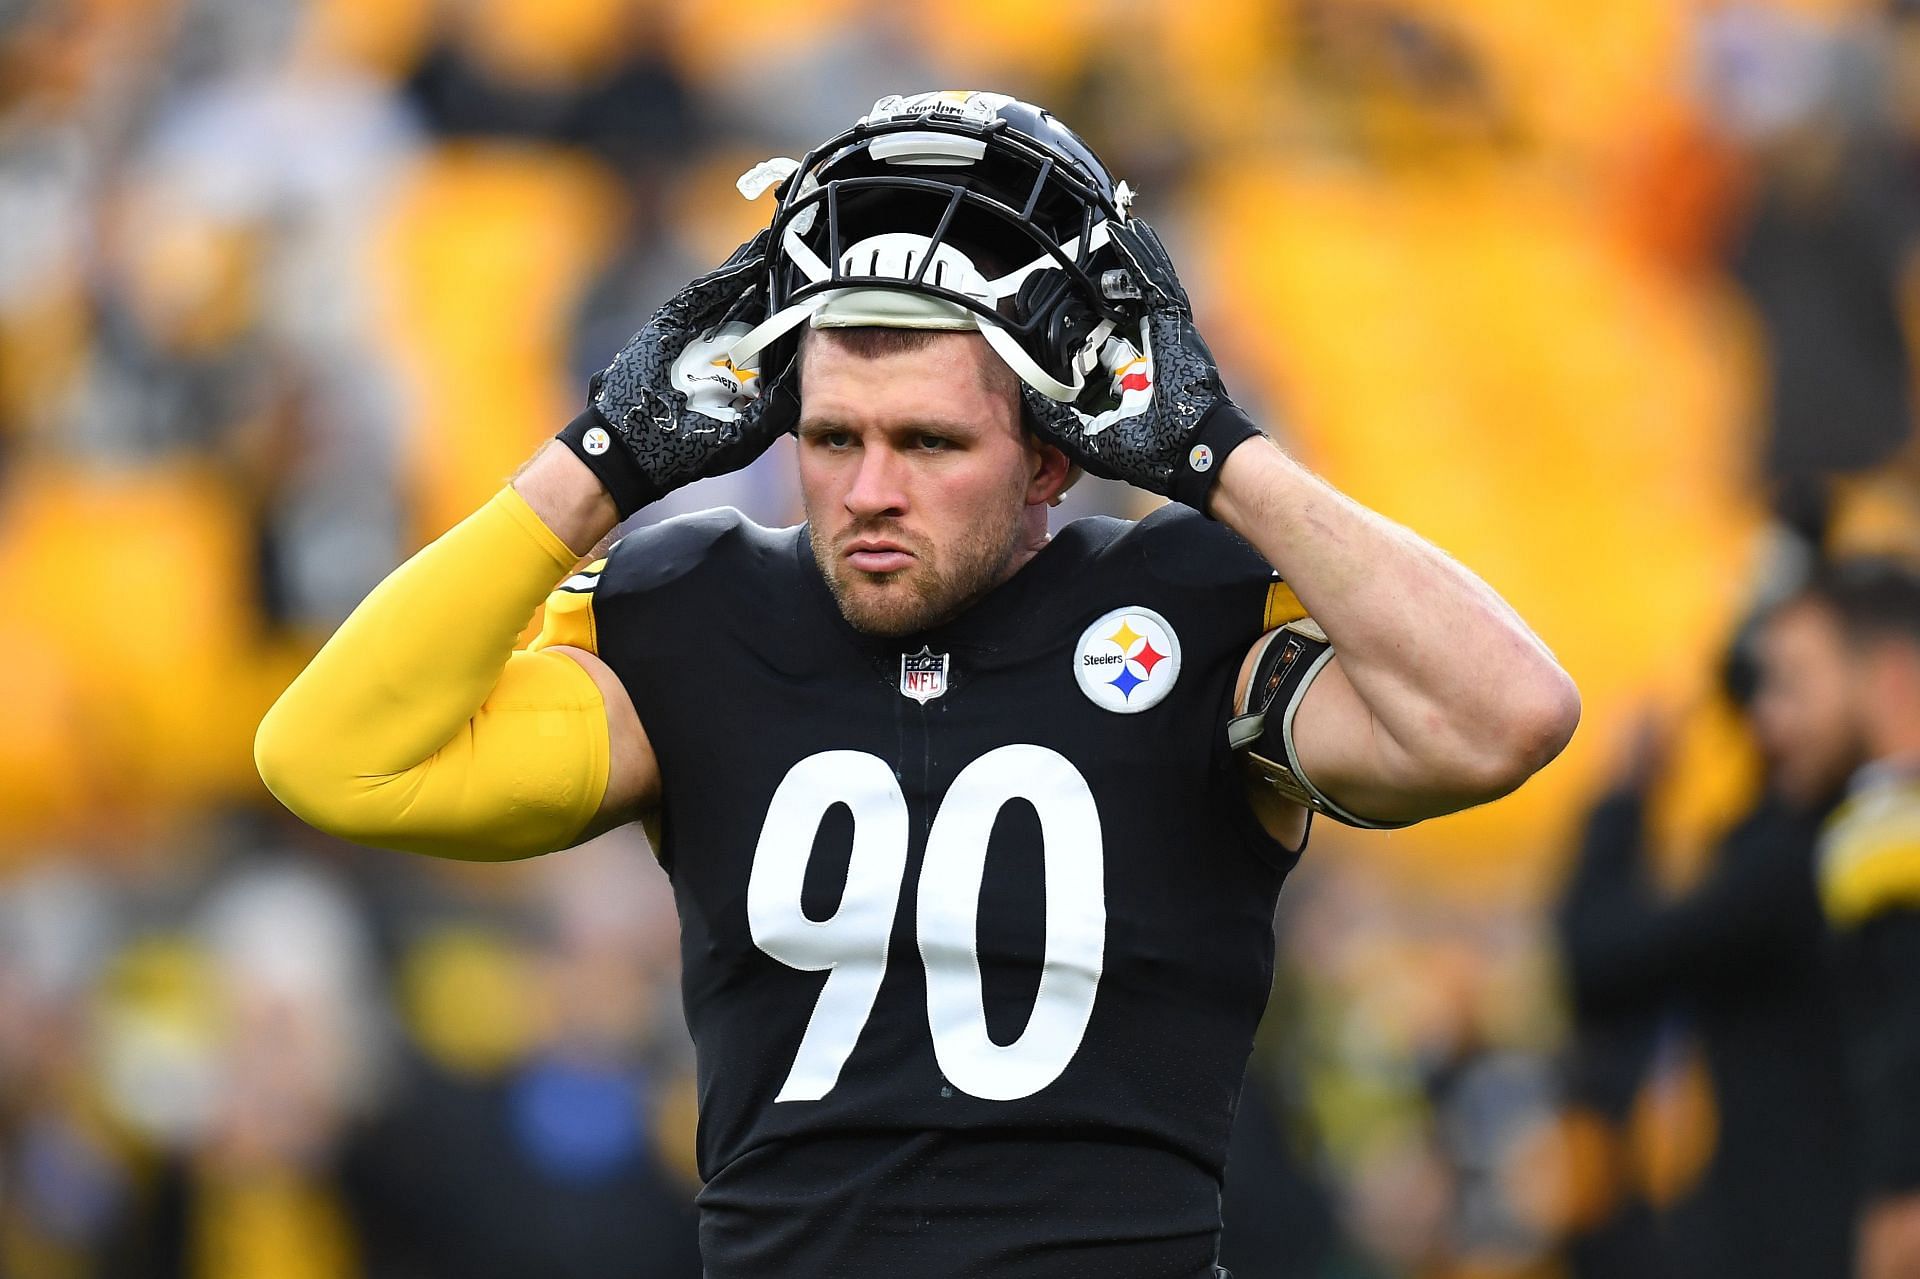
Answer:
727, 223, 1114, 403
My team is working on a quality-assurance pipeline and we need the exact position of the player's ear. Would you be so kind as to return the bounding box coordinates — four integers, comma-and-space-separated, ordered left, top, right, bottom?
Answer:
1026, 439, 1075, 508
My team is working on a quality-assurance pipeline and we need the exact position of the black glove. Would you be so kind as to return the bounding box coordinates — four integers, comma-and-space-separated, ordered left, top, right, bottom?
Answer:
558, 229, 798, 518
1021, 217, 1263, 514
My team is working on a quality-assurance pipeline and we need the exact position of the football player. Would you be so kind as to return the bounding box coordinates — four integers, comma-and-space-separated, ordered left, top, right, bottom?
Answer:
1806, 559, 1920, 1279
257, 92, 1579, 1277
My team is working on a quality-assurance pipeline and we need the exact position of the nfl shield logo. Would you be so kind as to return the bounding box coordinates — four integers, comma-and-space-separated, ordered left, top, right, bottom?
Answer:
899, 646, 950, 704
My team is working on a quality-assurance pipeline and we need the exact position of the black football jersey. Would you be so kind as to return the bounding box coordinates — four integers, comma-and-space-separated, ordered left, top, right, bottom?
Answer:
539, 503, 1308, 1277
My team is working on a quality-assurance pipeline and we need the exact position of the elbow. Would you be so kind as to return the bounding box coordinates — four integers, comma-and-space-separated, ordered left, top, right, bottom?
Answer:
254, 701, 329, 828
254, 698, 365, 839
253, 714, 416, 851
1451, 664, 1582, 803
254, 699, 568, 862
1516, 663, 1582, 774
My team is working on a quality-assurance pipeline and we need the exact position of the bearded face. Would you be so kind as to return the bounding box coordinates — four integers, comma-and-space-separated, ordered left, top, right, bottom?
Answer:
795, 330, 1048, 637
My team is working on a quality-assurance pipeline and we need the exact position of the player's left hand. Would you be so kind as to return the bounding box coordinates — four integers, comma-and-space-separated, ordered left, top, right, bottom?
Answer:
1021, 218, 1264, 514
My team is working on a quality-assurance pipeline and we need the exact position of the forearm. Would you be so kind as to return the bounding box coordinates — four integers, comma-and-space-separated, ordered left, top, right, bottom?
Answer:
514, 439, 621, 554
255, 453, 617, 857
1210, 437, 1578, 817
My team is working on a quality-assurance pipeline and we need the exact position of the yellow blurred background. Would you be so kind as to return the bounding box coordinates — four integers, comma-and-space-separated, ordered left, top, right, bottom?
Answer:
3, 0, 1919, 1275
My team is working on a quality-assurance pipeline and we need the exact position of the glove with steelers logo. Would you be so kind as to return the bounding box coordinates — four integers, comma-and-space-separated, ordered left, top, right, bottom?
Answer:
557, 228, 798, 518
1021, 217, 1264, 514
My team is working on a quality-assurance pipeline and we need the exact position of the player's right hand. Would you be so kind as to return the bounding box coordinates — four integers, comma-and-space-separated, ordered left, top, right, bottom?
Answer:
558, 229, 798, 518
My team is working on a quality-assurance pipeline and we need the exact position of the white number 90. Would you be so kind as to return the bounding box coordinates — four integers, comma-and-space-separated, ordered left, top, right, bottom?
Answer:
747, 744, 1106, 1103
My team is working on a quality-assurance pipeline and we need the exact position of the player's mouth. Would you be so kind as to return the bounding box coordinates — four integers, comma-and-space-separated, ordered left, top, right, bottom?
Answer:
844, 538, 915, 573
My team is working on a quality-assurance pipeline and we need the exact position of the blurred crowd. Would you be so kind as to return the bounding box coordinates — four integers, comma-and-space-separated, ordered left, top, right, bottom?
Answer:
6, 0, 1920, 1275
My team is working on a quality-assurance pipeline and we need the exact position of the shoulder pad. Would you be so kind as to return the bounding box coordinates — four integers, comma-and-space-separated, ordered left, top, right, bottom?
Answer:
1090, 503, 1282, 591
1132, 503, 1274, 589
1127, 503, 1301, 629
596, 508, 786, 598
1821, 781, 1920, 926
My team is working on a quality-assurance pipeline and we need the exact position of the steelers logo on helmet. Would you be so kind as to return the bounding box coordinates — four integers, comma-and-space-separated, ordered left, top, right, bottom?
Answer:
865, 90, 1012, 126
726, 90, 1139, 411
669, 320, 764, 421
1073, 606, 1182, 714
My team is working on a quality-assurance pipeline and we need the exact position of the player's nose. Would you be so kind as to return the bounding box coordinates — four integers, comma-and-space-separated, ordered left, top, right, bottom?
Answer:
843, 443, 908, 518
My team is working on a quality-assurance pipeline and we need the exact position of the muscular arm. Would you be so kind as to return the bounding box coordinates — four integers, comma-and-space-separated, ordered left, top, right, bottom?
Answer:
512, 443, 657, 833
1211, 438, 1580, 826
254, 444, 657, 857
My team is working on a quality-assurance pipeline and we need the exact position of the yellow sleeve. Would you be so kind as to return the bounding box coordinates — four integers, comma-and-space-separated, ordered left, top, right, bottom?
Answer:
1820, 784, 1920, 927
255, 486, 611, 860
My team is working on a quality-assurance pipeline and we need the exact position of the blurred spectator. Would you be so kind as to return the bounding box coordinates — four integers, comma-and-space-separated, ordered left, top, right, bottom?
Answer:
404, 0, 703, 174
1555, 597, 1863, 1278
1805, 558, 1920, 1279
341, 833, 702, 1278
0, 848, 386, 1277
1552, 1014, 1668, 1279
1268, 861, 1570, 1277
1285, 0, 1512, 162
1703, 4, 1920, 541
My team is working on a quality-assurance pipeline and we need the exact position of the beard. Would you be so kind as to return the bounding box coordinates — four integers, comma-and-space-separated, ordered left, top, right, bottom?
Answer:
810, 498, 1027, 638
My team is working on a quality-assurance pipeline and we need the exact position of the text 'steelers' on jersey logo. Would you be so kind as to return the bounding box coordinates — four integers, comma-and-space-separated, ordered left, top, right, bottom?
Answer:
1072, 607, 1181, 713
899, 646, 950, 704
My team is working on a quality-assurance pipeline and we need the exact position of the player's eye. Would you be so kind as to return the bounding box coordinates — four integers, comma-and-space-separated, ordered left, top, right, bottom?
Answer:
809, 430, 853, 450
915, 434, 951, 452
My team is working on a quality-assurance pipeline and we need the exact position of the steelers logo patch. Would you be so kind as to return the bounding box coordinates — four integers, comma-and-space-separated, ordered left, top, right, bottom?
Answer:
1073, 606, 1181, 714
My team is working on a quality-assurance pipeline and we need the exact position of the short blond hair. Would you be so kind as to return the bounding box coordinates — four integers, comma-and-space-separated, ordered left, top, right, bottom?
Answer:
795, 326, 1019, 403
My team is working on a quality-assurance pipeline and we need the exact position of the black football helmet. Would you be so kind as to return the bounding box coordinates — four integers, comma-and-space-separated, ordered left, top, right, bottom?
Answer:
728, 91, 1139, 404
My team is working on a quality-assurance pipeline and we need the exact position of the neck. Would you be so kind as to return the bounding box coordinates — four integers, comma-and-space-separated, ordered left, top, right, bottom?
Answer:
997, 503, 1053, 583
1869, 696, 1920, 765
